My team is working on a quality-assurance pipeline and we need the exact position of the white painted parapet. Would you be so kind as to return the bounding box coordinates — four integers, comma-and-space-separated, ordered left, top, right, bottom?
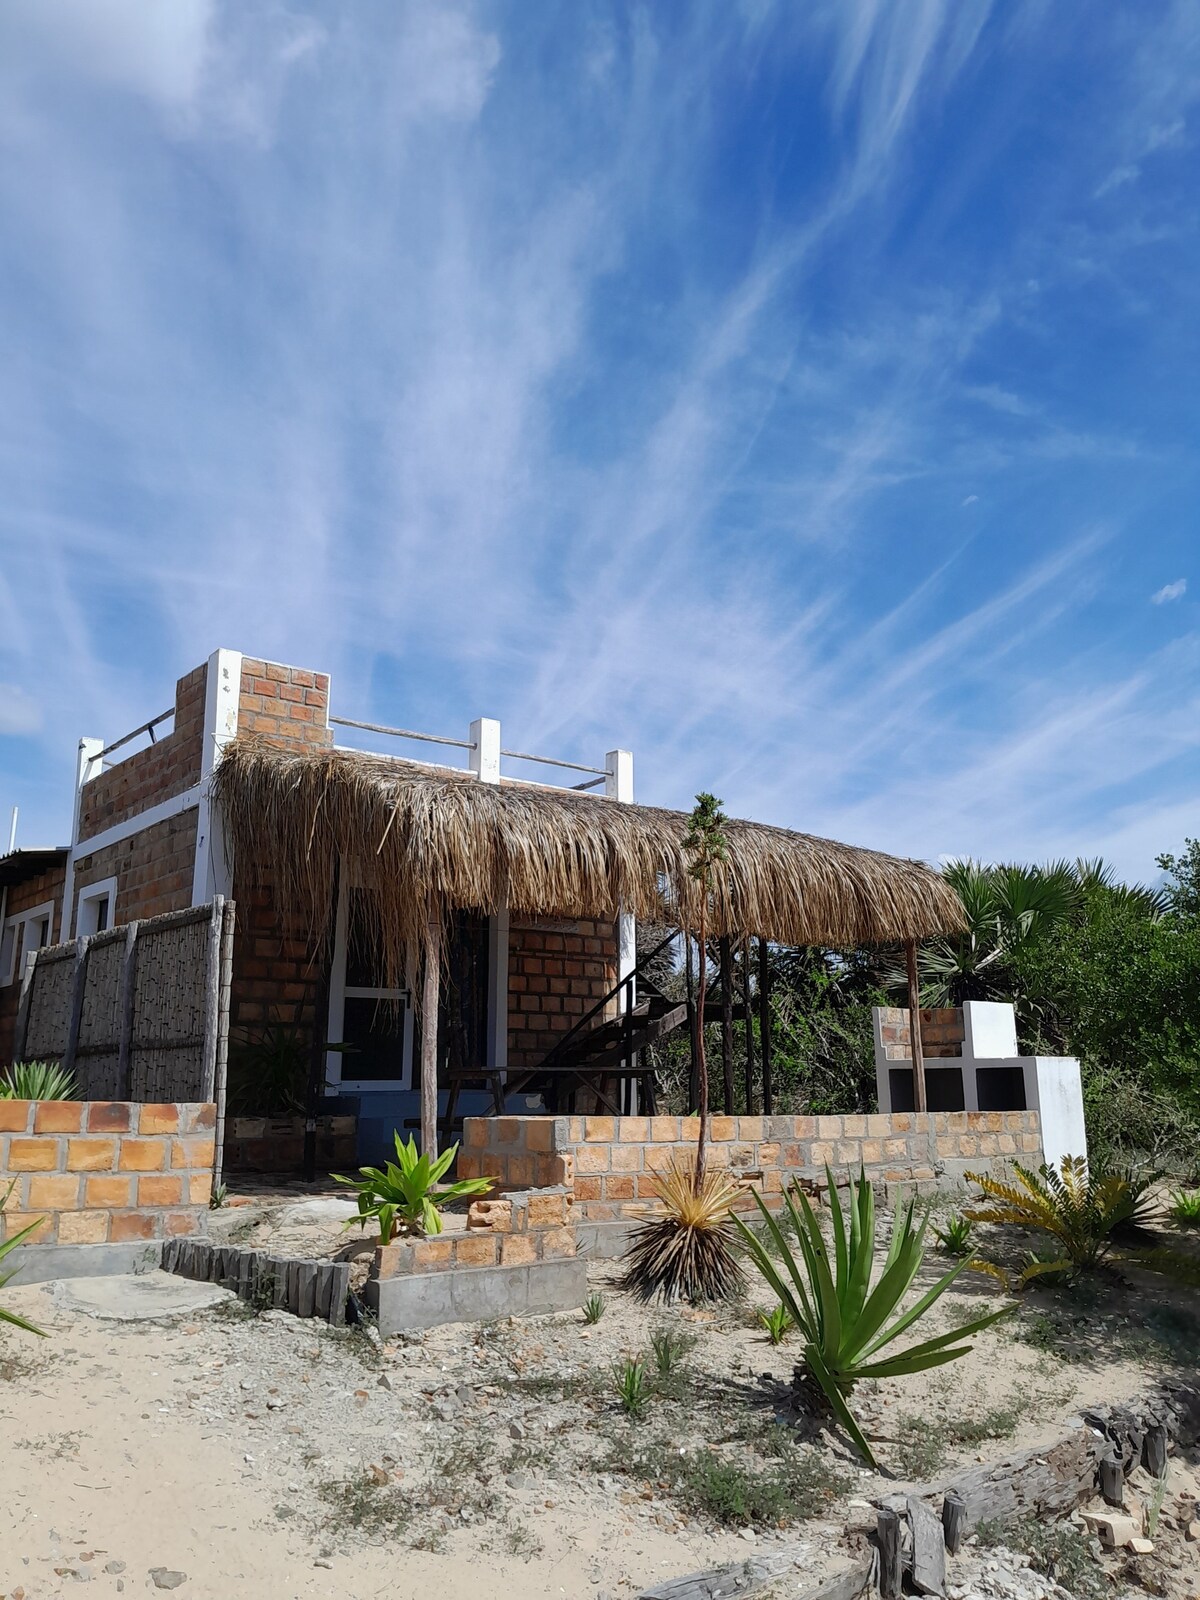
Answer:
873, 999, 1087, 1170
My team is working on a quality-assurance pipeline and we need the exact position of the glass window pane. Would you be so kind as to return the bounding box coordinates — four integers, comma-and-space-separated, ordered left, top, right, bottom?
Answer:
341, 996, 406, 1082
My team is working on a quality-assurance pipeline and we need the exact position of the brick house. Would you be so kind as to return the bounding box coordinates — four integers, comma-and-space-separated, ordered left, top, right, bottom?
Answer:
1, 648, 964, 1171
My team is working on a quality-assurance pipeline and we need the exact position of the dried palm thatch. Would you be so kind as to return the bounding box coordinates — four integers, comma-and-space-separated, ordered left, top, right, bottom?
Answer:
212, 737, 965, 988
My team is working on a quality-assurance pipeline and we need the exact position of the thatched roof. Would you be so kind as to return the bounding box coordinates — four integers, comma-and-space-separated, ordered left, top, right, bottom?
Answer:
212, 738, 964, 980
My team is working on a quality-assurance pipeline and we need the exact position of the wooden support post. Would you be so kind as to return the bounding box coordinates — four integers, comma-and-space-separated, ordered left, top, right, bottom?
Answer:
942, 1491, 967, 1555
212, 900, 235, 1190
303, 892, 334, 1185
1143, 1424, 1168, 1478
117, 919, 139, 1101
1099, 1451, 1124, 1507
905, 939, 927, 1115
758, 938, 773, 1116
742, 938, 755, 1115
62, 936, 88, 1081
719, 937, 735, 1116
421, 895, 443, 1158
876, 1506, 904, 1600
199, 896, 224, 1101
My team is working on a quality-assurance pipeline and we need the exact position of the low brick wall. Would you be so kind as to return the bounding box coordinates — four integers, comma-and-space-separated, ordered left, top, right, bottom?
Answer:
458, 1111, 1043, 1222
877, 1005, 965, 1060
223, 1114, 357, 1175
0, 1101, 215, 1245
371, 1186, 575, 1280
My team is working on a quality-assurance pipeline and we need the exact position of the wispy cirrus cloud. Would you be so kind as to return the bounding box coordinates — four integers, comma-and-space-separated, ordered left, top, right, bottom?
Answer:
1151, 578, 1187, 604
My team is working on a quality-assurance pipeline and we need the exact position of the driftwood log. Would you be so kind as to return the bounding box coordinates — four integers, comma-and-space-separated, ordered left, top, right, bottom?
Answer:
637, 1548, 872, 1600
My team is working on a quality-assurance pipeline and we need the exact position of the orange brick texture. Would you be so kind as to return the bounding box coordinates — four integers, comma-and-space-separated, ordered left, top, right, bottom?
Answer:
370, 1185, 576, 1280
506, 917, 619, 1075
878, 1005, 966, 1061
0, 1101, 215, 1245
78, 664, 207, 839
227, 864, 325, 1066
237, 658, 331, 749
458, 1110, 1044, 1223
224, 1114, 356, 1174
0, 860, 68, 1065
72, 811, 199, 929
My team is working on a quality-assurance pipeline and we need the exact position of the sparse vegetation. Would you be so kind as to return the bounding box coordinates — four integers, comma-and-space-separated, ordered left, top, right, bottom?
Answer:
757, 1302, 793, 1345
612, 1436, 850, 1527
613, 1356, 650, 1419
933, 1214, 974, 1256
976, 1515, 1106, 1600
893, 1402, 1023, 1479
650, 1326, 694, 1375
209, 1182, 229, 1210
1168, 1188, 1200, 1225
582, 1290, 606, 1324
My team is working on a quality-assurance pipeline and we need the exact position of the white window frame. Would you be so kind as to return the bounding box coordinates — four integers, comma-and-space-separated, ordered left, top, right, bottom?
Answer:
75, 876, 118, 938
325, 879, 416, 1093
1, 900, 56, 987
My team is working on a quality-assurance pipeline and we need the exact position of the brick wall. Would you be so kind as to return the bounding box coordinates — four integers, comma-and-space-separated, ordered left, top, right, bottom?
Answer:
72, 811, 198, 928
507, 916, 618, 1074
0, 1100, 215, 1244
224, 1113, 356, 1174
228, 865, 323, 1045
238, 658, 332, 748
459, 1110, 1043, 1221
78, 664, 207, 839
0, 861, 68, 1065
877, 1006, 965, 1060
370, 1185, 575, 1279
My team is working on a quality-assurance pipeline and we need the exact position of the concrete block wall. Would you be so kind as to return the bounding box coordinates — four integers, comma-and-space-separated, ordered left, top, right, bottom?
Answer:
458, 1110, 1044, 1221
506, 916, 619, 1075
0, 1100, 215, 1244
370, 1185, 575, 1280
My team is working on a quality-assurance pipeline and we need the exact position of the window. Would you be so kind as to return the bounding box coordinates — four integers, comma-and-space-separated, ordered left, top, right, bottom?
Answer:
326, 887, 415, 1090
76, 878, 118, 937
1, 900, 56, 986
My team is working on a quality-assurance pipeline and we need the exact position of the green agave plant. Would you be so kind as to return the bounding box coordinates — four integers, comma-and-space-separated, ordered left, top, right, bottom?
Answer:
735, 1169, 1010, 1468
1, 1183, 47, 1336
0, 1060, 78, 1101
334, 1133, 494, 1244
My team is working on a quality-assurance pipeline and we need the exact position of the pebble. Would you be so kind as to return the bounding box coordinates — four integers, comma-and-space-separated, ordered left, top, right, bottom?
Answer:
104, 1562, 126, 1575
148, 1570, 187, 1590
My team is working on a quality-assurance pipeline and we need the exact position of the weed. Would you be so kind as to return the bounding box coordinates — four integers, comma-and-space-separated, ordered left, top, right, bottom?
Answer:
582, 1291, 606, 1325
1168, 1189, 1200, 1226
976, 1515, 1105, 1600
756, 1303, 793, 1345
650, 1327, 694, 1376
318, 1472, 413, 1539
618, 1438, 848, 1528
894, 1403, 1023, 1480
209, 1182, 229, 1210
614, 1357, 649, 1419
17, 1429, 82, 1460
933, 1214, 974, 1256
501, 1521, 543, 1560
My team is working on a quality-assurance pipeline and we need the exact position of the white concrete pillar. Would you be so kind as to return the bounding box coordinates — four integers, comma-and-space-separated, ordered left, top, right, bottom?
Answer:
606, 750, 637, 1088
61, 736, 103, 942
962, 1000, 1019, 1060
470, 717, 501, 784
193, 649, 242, 905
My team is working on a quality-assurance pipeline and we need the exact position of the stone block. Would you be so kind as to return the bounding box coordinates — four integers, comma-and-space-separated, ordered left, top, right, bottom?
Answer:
500, 1233, 538, 1266
170, 1137, 216, 1169
618, 1116, 650, 1142
33, 1102, 82, 1134
816, 1116, 843, 1139
525, 1119, 556, 1152
467, 1198, 513, 1232
737, 1117, 765, 1141
109, 1211, 156, 1242
57, 1209, 110, 1245
85, 1107, 132, 1132
584, 1116, 615, 1142
455, 1234, 499, 1268
604, 1175, 635, 1201
650, 1116, 680, 1142
6, 1137, 58, 1172
139, 1105, 181, 1134
118, 1138, 166, 1172
137, 1175, 184, 1207
526, 1192, 568, 1228
184, 1104, 216, 1132
411, 1237, 454, 1271
1, 1211, 53, 1242
540, 1226, 576, 1258
85, 1175, 133, 1208
26, 1175, 81, 1211
0, 1100, 32, 1133
709, 1116, 736, 1142
610, 1143, 642, 1173
575, 1143, 609, 1174
573, 1175, 602, 1201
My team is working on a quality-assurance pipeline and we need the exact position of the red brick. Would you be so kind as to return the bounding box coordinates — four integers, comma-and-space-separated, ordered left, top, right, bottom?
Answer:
33, 1102, 82, 1133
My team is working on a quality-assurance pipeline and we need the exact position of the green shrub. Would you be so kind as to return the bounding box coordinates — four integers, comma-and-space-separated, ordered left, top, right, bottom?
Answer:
334, 1133, 494, 1244
1168, 1188, 1200, 1225
613, 1357, 649, 1418
756, 1302, 793, 1345
933, 1214, 974, 1256
582, 1291, 606, 1324
650, 1326, 693, 1375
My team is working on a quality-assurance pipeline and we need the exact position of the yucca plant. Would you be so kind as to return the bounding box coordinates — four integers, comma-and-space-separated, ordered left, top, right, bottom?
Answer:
334, 1133, 494, 1244
0, 1183, 47, 1336
965, 1157, 1157, 1282
620, 1161, 745, 1304
582, 1291, 606, 1324
757, 1302, 793, 1345
933, 1214, 975, 1256
650, 1326, 693, 1375
0, 1061, 78, 1101
613, 1357, 649, 1418
1168, 1189, 1200, 1226
735, 1169, 1010, 1467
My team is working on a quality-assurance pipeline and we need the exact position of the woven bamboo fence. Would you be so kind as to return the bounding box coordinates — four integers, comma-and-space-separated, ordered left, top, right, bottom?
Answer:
14, 899, 235, 1107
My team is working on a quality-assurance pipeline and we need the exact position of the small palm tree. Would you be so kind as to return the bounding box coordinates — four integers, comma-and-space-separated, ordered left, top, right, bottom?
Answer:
682, 792, 728, 1192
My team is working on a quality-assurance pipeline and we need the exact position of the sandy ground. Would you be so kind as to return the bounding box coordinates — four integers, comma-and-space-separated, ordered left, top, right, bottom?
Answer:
2, 1209, 1198, 1600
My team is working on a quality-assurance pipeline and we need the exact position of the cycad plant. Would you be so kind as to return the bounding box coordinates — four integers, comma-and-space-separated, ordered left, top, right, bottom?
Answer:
1, 1184, 47, 1336
334, 1133, 494, 1244
735, 1169, 1009, 1467
964, 1157, 1155, 1282
621, 1161, 744, 1304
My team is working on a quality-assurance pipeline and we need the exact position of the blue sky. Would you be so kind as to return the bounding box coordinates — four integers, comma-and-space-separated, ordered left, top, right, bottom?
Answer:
1, 1, 1197, 881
